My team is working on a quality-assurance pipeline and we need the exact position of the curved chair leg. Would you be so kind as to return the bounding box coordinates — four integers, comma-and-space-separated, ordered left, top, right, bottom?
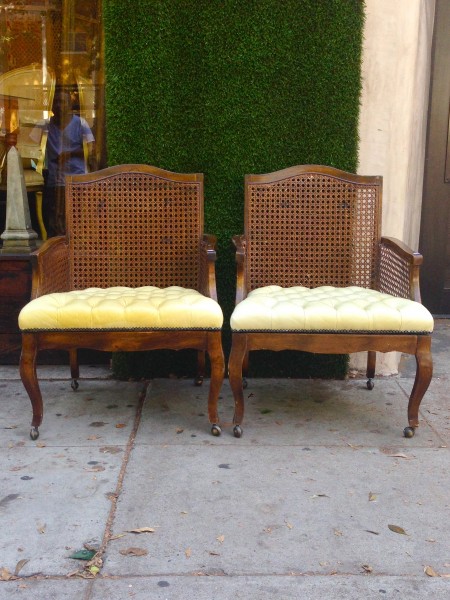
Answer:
366, 350, 376, 390
69, 349, 79, 390
242, 350, 249, 389
35, 190, 47, 241
19, 333, 43, 440
405, 336, 433, 436
228, 333, 247, 437
194, 350, 206, 386
206, 332, 225, 436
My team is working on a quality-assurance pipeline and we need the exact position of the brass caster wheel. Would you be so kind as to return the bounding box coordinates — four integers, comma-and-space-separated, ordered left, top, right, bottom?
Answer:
242, 378, 248, 390
194, 376, 204, 387
403, 426, 415, 438
211, 424, 221, 437
30, 426, 39, 440
233, 425, 243, 438
71, 379, 79, 391
366, 378, 374, 390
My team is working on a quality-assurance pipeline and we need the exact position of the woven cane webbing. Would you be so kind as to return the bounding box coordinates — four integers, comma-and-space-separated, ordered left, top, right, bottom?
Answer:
34, 240, 70, 298
245, 167, 382, 292
378, 241, 411, 300
65, 166, 203, 291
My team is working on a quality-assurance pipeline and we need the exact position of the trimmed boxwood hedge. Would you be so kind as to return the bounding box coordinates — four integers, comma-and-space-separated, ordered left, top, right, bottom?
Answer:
103, 0, 365, 379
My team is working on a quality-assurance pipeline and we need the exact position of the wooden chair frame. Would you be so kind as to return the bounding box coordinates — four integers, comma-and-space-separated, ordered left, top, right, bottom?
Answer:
228, 165, 432, 438
19, 165, 225, 439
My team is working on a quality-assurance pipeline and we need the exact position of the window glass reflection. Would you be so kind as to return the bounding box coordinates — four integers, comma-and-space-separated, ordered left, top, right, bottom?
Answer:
0, 1, 104, 238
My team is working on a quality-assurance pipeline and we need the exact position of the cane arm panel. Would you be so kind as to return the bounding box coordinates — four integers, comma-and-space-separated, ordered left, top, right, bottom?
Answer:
233, 234, 247, 305
199, 234, 219, 301
379, 236, 423, 302
30, 236, 70, 299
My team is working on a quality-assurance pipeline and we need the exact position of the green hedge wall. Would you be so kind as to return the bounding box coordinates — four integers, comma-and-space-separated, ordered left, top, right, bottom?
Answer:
103, 0, 365, 379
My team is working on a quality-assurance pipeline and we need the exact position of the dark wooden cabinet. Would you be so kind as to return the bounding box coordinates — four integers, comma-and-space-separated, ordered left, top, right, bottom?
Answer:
0, 251, 109, 365
0, 254, 32, 363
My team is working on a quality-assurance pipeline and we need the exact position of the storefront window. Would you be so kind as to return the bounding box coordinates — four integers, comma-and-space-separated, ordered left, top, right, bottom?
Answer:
0, 0, 105, 237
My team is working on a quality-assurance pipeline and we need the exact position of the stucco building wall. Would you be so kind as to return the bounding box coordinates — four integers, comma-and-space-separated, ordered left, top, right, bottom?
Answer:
351, 0, 436, 375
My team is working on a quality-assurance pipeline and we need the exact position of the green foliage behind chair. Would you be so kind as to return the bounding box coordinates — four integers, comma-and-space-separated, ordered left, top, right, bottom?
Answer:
103, 0, 365, 378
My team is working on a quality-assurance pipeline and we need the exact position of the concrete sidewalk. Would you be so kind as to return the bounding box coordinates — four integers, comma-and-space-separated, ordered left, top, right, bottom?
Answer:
0, 322, 449, 599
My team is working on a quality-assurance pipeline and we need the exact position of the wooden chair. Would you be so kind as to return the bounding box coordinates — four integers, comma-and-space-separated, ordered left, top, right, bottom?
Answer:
228, 165, 433, 438
19, 164, 225, 440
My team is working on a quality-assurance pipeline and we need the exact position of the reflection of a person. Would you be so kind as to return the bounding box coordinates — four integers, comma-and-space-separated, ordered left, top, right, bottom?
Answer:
32, 87, 95, 237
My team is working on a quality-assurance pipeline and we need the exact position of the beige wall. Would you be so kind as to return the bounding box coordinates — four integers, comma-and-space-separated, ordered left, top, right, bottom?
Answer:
351, 0, 436, 375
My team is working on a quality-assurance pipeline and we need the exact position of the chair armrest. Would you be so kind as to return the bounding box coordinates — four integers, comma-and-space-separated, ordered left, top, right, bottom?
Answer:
233, 234, 247, 305
379, 236, 423, 302
199, 234, 219, 301
30, 236, 70, 299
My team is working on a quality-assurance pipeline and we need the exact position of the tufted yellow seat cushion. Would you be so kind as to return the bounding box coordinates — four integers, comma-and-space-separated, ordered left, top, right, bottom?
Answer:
19, 286, 223, 331
230, 286, 434, 333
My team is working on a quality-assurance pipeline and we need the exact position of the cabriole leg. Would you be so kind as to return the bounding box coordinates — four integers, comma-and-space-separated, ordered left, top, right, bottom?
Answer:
69, 349, 79, 390
405, 336, 433, 436
207, 332, 225, 435
194, 350, 206, 386
19, 334, 43, 440
366, 350, 376, 390
228, 333, 247, 436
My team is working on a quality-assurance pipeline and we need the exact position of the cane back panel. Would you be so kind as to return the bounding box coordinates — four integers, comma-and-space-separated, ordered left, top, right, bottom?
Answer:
65, 165, 204, 290
244, 166, 382, 292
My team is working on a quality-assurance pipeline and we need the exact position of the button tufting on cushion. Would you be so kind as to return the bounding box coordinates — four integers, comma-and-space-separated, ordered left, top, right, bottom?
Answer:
19, 286, 223, 331
230, 286, 434, 333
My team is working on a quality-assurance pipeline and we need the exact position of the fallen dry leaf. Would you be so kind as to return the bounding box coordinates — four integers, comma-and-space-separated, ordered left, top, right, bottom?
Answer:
388, 453, 413, 459
99, 446, 123, 454
334, 529, 343, 536
1, 567, 17, 581
185, 547, 192, 558
388, 524, 408, 535
109, 533, 126, 541
285, 521, 294, 530
424, 565, 439, 577
362, 564, 373, 573
66, 569, 81, 578
115, 423, 126, 429
368, 492, 377, 502
119, 547, 148, 557
37, 523, 46, 534
176, 428, 184, 434
128, 527, 156, 534
36, 442, 46, 448
209, 551, 220, 556
14, 559, 29, 576
216, 535, 225, 543
87, 435, 101, 440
